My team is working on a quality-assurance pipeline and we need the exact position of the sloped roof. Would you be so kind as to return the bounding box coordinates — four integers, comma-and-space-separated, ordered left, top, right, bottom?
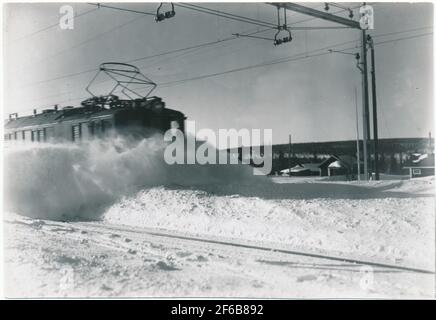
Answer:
301, 163, 321, 171
4, 108, 117, 130
319, 155, 357, 169
328, 160, 342, 168
5, 111, 63, 129
405, 153, 435, 168
5, 105, 185, 131
280, 163, 321, 173
290, 166, 311, 173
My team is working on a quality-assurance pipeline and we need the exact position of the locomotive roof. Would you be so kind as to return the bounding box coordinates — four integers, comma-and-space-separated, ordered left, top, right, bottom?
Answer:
5, 104, 184, 130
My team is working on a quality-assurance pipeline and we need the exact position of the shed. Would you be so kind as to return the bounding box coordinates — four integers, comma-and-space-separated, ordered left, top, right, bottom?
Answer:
319, 155, 358, 177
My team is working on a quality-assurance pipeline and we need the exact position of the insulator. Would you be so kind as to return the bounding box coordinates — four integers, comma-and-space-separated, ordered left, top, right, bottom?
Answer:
274, 39, 283, 46
155, 13, 165, 22
165, 11, 175, 18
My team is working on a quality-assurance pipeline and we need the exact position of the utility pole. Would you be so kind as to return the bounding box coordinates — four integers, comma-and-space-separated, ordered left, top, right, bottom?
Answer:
367, 35, 379, 180
361, 30, 371, 180
355, 87, 361, 181
289, 134, 292, 176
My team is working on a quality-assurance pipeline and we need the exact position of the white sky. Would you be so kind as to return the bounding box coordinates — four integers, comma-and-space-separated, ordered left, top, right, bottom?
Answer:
3, 2, 434, 144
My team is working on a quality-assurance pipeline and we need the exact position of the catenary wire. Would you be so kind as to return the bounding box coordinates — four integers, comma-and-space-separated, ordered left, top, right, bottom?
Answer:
11, 31, 432, 115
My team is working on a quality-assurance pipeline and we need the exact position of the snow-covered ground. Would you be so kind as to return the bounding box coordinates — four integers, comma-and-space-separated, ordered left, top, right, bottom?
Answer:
3, 140, 435, 298
104, 177, 435, 271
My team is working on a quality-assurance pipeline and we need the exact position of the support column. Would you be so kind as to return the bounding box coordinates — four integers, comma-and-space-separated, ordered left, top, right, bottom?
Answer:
361, 30, 371, 180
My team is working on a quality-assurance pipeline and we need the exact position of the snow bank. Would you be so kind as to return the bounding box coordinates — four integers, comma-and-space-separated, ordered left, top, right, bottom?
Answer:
104, 177, 434, 268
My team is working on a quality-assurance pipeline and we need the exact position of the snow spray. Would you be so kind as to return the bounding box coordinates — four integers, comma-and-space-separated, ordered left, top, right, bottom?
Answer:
3, 135, 265, 220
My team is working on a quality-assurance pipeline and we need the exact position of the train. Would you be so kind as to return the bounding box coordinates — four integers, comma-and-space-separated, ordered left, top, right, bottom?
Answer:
4, 63, 186, 143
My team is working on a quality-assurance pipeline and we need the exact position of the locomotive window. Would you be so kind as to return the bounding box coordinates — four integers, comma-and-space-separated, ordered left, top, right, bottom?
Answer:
88, 122, 95, 136
37, 129, 46, 142
72, 124, 82, 142
24, 131, 32, 141
16, 131, 23, 141
101, 120, 112, 133
45, 127, 54, 141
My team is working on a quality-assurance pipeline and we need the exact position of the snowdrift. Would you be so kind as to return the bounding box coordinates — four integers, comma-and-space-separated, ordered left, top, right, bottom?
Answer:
3, 137, 262, 220
104, 178, 434, 268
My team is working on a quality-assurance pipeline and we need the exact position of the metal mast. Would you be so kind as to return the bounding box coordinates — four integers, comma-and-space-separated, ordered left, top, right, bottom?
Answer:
269, 3, 371, 180
368, 35, 380, 180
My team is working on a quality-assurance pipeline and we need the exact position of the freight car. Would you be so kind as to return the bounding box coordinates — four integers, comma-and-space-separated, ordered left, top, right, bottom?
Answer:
4, 63, 186, 143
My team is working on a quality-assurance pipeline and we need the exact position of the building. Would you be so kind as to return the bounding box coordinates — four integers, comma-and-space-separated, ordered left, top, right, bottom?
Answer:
318, 155, 360, 177
403, 153, 435, 178
279, 163, 321, 176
